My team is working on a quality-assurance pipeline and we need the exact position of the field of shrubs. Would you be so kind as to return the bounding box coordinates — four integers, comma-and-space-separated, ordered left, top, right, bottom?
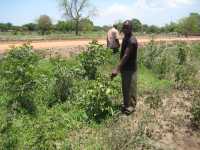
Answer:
0, 40, 200, 149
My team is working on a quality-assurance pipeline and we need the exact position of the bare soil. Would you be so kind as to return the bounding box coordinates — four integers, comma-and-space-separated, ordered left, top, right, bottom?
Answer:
67, 90, 200, 150
0, 37, 200, 56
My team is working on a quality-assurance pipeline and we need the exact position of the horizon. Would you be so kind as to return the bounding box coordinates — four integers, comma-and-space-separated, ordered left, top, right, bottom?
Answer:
0, 0, 200, 27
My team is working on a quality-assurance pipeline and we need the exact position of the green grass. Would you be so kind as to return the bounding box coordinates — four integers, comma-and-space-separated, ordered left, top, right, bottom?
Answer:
36, 56, 79, 75
1, 52, 173, 148
1, 43, 199, 149
99, 52, 173, 94
138, 65, 173, 94
0, 31, 106, 41
0, 31, 183, 42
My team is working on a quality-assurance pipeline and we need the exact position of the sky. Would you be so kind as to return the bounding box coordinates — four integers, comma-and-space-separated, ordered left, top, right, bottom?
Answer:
0, 0, 200, 26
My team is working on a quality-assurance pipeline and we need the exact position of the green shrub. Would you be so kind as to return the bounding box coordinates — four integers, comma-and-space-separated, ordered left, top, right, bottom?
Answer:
142, 40, 162, 69
191, 43, 200, 60
177, 45, 187, 65
140, 40, 174, 80
190, 91, 200, 128
154, 54, 170, 79
0, 44, 39, 114
84, 75, 116, 122
79, 40, 112, 80
174, 43, 199, 89
175, 63, 198, 89
48, 57, 74, 106
30, 111, 72, 150
139, 42, 198, 87
1, 128, 19, 150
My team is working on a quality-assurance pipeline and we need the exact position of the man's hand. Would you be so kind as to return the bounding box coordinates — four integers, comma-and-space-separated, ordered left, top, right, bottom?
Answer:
111, 68, 120, 80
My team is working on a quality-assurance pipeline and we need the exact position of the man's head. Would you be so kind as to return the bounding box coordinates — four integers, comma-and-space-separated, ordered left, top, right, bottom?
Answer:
122, 20, 133, 35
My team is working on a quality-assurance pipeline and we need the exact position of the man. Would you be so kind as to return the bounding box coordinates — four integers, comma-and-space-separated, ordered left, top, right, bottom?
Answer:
107, 24, 120, 53
111, 20, 138, 115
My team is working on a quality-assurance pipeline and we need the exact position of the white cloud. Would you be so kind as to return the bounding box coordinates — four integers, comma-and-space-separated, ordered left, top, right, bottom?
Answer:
94, 0, 165, 26
97, 3, 133, 25
99, 3, 132, 18
97, 0, 164, 25
93, 0, 198, 26
137, 0, 197, 8
167, 0, 196, 7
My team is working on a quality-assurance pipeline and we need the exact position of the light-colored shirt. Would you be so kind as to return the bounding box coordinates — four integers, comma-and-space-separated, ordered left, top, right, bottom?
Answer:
107, 27, 120, 49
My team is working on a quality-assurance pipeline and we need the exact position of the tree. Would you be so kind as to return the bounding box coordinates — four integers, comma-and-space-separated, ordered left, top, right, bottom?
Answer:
176, 13, 200, 36
142, 24, 149, 33
0, 23, 13, 32
79, 18, 93, 32
55, 20, 77, 32
114, 20, 123, 31
131, 19, 142, 32
93, 26, 103, 32
147, 25, 161, 33
56, 21, 65, 32
23, 23, 37, 31
0, 23, 8, 32
59, 0, 96, 35
6, 23, 13, 30
102, 25, 111, 32
37, 15, 52, 35
163, 22, 177, 33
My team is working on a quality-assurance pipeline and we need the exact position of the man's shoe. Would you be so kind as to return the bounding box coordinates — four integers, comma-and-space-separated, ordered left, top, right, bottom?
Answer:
120, 104, 126, 112
124, 107, 135, 115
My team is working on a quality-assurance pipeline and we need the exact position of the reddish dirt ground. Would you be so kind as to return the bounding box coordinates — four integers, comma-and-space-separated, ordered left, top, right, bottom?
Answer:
0, 37, 200, 55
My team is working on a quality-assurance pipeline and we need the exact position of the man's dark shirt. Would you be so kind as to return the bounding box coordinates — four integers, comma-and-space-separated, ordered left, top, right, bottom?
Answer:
120, 35, 138, 72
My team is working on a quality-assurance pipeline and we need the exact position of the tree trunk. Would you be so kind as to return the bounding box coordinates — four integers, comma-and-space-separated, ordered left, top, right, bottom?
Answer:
75, 20, 79, 36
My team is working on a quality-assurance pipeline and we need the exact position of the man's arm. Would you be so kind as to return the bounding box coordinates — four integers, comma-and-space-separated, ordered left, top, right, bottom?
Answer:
115, 39, 120, 48
111, 45, 132, 79
114, 30, 120, 48
107, 36, 109, 48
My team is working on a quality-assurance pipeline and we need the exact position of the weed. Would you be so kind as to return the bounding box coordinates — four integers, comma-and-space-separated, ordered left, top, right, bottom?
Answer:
0, 44, 39, 114
190, 91, 200, 128
145, 90, 163, 109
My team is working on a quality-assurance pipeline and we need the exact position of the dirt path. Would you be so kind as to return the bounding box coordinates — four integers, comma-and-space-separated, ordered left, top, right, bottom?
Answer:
67, 89, 200, 150
0, 37, 200, 55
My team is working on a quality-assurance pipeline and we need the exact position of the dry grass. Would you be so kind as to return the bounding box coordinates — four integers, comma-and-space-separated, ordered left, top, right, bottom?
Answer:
66, 89, 200, 150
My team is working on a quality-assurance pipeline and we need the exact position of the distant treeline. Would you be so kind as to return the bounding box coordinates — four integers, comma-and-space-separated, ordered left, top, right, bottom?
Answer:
0, 13, 200, 36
